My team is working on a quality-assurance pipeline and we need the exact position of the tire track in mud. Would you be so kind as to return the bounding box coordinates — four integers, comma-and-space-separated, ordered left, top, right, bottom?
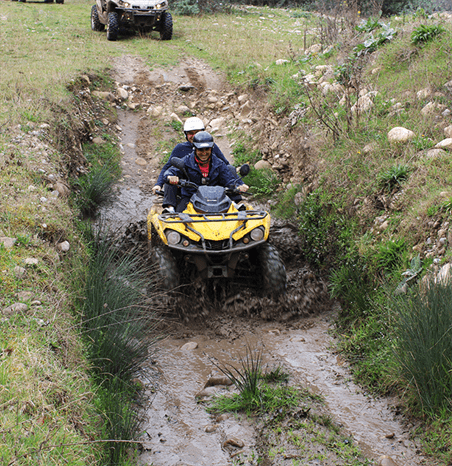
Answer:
100, 57, 436, 466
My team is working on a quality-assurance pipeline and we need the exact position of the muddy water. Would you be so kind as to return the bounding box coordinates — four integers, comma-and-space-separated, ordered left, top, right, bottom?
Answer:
136, 313, 431, 466
101, 83, 433, 466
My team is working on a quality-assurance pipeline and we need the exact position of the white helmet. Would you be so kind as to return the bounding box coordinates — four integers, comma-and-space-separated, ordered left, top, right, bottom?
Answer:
184, 117, 205, 132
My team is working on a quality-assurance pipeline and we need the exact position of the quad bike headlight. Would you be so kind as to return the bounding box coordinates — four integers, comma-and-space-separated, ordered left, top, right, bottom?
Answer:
155, 1, 167, 8
166, 230, 181, 245
118, 0, 131, 6
250, 227, 264, 242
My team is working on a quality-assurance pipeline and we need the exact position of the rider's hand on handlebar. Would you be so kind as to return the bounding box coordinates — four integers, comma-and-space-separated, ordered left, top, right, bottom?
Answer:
167, 176, 179, 185
152, 185, 163, 194
237, 184, 250, 193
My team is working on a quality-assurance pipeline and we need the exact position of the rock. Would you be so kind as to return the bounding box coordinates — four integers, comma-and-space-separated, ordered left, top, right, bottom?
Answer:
179, 84, 195, 92
17, 291, 34, 301
92, 91, 115, 102
208, 117, 225, 131
24, 258, 39, 266
416, 87, 432, 99
215, 413, 230, 422
387, 127, 415, 143
363, 142, 378, 153
118, 88, 129, 100
170, 113, 182, 124
135, 157, 147, 166
205, 376, 233, 387
240, 101, 252, 119
57, 241, 70, 252
3, 303, 28, 315
14, 266, 26, 278
421, 101, 447, 116
148, 106, 163, 117
176, 105, 190, 115
237, 94, 248, 103
444, 125, 452, 138
223, 437, 245, 448
378, 455, 399, 466
305, 43, 321, 54
204, 425, 219, 433
181, 341, 198, 350
275, 59, 289, 65
426, 148, 447, 158
254, 160, 272, 170
0, 237, 16, 249
351, 95, 374, 114
434, 138, 452, 150
54, 182, 70, 198
92, 137, 105, 144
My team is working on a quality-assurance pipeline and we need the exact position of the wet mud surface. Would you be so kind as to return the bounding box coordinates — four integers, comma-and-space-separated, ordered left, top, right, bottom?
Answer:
100, 57, 437, 466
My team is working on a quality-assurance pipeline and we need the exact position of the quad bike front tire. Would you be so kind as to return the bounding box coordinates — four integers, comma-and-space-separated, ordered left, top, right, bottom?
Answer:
258, 243, 287, 298
159, 12, 173, 40
91, 4, 105, 31
150, 245, 180, 291
107, 12, 119, 41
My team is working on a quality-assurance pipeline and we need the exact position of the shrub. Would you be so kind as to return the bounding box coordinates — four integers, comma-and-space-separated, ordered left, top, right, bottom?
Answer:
172, 0, 200, 15
392, 280, 452, 413
411, 24, 445, 46
377, 164, 411, 193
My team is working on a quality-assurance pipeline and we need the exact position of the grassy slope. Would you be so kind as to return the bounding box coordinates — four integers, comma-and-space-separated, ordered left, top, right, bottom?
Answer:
1, 1, 452, 463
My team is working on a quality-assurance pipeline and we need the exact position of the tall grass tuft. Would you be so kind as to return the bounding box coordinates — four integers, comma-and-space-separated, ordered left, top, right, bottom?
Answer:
83, 226, 158, 380
74, 165, 117, 216
80, 225, 160, 463
212, 344, 263, 400
392, 280, 452, 414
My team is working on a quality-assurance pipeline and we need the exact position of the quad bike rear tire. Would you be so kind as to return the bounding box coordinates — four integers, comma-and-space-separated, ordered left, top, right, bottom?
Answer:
258, 243, 286, 298
159, 12, 173, 40
150, 245, 180, 291
107, 12, 119, 41
91, 4, 105, 31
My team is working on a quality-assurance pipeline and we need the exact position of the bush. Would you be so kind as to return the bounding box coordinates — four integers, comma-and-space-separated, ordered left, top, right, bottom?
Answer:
411, 24, 445, 46
393, 280, 452, 413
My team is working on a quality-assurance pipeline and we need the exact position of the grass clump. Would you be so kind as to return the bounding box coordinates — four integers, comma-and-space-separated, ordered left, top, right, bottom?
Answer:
72, 141, 121, 216
392, 280, 452, 414
411, 24, 445, 45
79, 225, 161, 463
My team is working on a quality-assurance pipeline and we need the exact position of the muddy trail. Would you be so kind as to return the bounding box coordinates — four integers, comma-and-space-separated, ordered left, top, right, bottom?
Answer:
98, 56, 436, 466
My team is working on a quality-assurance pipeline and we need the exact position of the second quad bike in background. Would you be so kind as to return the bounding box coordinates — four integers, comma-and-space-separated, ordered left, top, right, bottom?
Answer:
147, 160, 287, 298
91, 0, 173, 41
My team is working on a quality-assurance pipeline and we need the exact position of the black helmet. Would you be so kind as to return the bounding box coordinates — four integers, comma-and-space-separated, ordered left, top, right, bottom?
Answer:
193, 131, 214, 149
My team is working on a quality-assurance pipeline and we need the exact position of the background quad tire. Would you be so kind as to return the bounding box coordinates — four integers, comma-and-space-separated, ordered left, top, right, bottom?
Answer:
258, 243, 287, 298
56, 0, 64, 4
91, 4, 105, 31
107, 11, 119, 41
150, 245, 180, 291
159, 12, 173, 40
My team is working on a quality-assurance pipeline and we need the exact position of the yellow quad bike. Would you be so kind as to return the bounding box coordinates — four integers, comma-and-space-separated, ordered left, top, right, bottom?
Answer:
147, 161, 286, 297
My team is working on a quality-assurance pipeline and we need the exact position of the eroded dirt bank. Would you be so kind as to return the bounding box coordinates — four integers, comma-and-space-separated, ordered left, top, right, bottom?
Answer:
97, 56, 436, 466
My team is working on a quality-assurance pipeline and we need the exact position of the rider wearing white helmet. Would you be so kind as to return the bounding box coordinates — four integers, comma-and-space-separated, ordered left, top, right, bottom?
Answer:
152, 116, 230, 194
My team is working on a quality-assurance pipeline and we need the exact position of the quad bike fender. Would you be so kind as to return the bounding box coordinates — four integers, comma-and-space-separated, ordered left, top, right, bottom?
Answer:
96, 0, 108, 23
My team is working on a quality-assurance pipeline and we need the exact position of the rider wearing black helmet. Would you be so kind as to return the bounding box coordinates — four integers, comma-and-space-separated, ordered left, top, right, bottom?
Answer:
163, 131, 249, 212
152, 117, 229, 195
